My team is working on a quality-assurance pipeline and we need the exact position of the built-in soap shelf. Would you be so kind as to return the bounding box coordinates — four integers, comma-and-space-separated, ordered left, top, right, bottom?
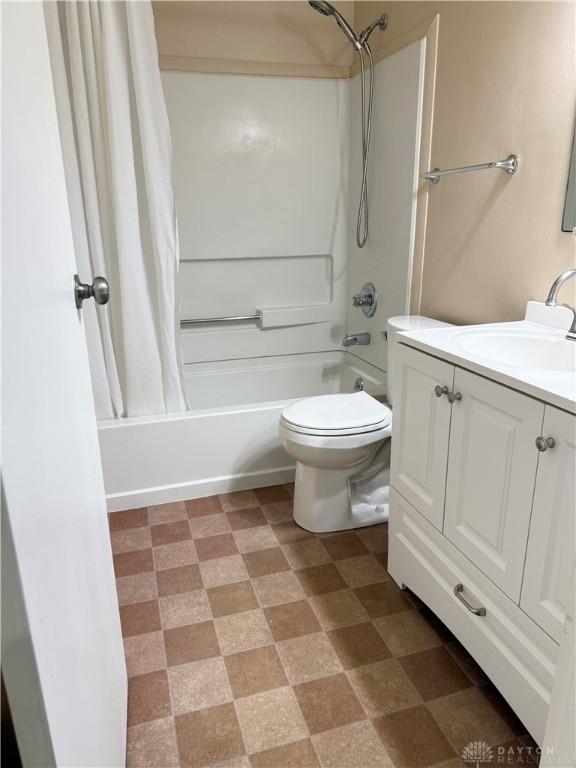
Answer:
181, 303, 335, 330
258, 305, 334, 329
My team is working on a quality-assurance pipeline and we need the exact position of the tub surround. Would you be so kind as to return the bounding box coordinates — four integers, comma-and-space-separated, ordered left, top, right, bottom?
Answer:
162, 43, 425, 371
163, 71, 350, 366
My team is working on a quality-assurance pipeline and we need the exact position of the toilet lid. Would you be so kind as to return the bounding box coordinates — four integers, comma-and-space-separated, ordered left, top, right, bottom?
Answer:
281, 392, 391, 433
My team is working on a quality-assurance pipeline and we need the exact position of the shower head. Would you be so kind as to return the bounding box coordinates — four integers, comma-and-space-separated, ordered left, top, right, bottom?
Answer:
308, 0, 332, 15
308, 1, 361, 50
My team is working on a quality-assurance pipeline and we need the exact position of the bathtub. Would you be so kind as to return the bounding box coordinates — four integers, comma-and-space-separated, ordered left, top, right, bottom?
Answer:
98, 351, 386, 512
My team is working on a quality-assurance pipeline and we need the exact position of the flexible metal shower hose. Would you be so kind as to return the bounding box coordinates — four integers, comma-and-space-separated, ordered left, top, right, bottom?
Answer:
357, 43, 374, 248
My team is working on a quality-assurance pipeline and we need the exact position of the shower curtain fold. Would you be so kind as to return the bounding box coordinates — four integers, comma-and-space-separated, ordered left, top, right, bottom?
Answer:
46, 0, 188, 418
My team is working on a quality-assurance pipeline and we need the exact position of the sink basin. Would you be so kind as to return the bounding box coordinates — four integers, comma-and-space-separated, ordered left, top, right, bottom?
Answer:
454, 330, 576, 372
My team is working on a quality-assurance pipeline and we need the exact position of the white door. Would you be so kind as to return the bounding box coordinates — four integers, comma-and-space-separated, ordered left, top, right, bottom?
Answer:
443, 369, 544, 603
390, 344, 454, 530
521, 406, 575, 643
2, 4, 127, 767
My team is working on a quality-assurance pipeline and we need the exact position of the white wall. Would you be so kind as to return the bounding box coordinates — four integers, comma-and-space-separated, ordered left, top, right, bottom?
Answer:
162, 71, 350, 368
346, 41, 425, 372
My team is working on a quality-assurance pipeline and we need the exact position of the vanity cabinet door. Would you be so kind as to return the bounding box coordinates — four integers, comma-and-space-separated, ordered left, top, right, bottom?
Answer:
443, 369, 544, 602
521, 406, 575, 643
390, 344, 454, 531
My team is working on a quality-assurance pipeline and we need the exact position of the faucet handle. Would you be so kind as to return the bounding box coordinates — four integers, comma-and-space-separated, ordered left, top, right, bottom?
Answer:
351, 283, 377, 318
558, 303, 576, 341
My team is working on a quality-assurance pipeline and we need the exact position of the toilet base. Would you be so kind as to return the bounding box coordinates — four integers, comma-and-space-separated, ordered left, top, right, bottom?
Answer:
292, 454, 390, 534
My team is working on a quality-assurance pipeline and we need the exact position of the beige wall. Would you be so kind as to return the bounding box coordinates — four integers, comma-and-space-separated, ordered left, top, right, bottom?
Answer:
152, 1, 354, 77
355, 1, 575, 323
154, 0, 576, 324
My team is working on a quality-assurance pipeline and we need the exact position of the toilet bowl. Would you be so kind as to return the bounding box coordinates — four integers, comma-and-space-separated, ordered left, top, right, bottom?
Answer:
279, 315, 452, 533
279, 392, 392, 533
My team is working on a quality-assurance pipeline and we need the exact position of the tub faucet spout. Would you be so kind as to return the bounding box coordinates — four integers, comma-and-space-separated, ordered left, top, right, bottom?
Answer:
343, 332, 371, 347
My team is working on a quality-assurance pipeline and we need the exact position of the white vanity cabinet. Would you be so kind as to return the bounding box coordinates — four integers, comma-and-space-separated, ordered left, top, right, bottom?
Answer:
389, 340, 575, 744
443, 368, 543, 602
520, 405, 575, 643
390, 344, 454, 530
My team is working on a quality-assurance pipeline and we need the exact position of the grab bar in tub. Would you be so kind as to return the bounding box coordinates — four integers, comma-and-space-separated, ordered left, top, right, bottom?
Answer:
181, 312, 262, 327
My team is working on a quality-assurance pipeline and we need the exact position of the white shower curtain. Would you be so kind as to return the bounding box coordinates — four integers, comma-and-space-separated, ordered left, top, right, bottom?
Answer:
46, 1, 188, 418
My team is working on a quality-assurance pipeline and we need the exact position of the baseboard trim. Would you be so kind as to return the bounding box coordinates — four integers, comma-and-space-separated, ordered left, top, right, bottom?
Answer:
105, 466, 296, 512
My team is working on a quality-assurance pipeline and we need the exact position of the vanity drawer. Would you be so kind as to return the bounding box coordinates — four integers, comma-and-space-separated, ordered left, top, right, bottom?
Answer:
388, 488, 558, 744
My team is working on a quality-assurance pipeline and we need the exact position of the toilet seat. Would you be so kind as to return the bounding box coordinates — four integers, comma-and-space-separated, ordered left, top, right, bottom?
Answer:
279, 418, 391, 452
281, 392, 391, 437
280, 417, 390, 437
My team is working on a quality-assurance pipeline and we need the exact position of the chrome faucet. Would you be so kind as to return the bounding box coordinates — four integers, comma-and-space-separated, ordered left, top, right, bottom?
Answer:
545, 268, 576, 306
545, 268, 576, 341
343, 332, 371, 346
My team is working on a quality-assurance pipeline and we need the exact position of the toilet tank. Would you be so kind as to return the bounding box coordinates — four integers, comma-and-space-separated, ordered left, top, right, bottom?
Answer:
386, 316, 453, 406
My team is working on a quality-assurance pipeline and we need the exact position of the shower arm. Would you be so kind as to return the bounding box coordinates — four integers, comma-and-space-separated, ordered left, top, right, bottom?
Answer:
359, 15, 388, 47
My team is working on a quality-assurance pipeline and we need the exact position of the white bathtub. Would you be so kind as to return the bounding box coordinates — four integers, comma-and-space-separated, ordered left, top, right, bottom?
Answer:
98, 351, 386, 512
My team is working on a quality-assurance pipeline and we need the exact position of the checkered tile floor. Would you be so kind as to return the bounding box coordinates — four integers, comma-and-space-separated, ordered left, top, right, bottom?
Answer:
109, 485, 539, 768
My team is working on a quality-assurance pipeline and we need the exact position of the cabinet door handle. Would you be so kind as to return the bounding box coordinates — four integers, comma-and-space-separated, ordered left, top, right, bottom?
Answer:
454, 583, 486, 616
446, 391, 463, 403
535, 436, 555, 452
434, 385, 449, 398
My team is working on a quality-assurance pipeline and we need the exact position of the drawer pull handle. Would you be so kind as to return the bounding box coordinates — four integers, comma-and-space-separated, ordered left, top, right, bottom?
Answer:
434, 385, 449, 398
454, 583, 486, 616
446, 391, 463, 403
535, 436, 555, 452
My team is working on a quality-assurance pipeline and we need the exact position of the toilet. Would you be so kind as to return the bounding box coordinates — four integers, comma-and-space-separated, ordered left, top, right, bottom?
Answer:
279, 316, 451, 533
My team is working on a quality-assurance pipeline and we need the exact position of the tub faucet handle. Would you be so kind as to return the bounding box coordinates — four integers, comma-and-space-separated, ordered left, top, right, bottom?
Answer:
352, 283, 377, 318
353, 293, 372, 307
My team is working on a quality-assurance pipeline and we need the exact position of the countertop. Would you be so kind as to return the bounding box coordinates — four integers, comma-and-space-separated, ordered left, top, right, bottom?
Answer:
398, 318, 576, 415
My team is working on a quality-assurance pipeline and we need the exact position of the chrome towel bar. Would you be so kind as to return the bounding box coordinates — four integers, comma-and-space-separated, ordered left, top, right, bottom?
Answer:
181, 312, 262, 327
420, 154, 518, 184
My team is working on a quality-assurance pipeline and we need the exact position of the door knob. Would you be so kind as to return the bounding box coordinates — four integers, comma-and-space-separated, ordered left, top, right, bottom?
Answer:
535, 436, 555, 452
74, 274, 110, 309
434, 385, 449, 398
